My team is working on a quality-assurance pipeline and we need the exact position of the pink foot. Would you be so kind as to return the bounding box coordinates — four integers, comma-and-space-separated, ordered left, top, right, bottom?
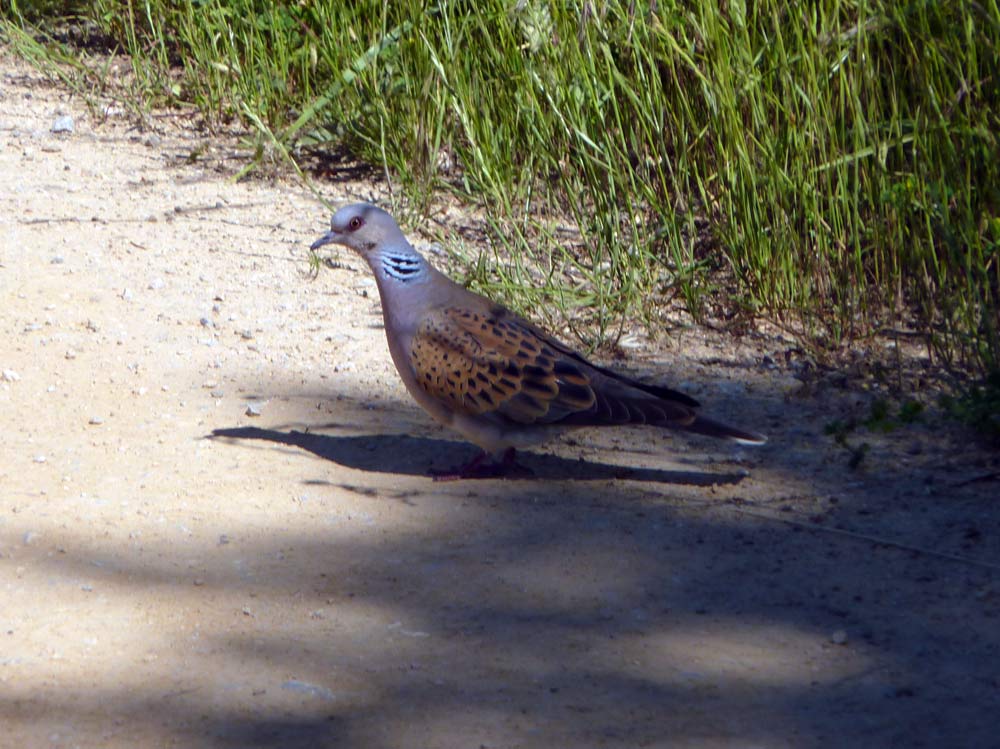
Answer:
430, 448, 532, 481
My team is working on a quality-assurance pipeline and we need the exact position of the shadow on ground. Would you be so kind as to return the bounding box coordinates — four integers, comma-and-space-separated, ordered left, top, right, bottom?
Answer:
208, 426, 748, 485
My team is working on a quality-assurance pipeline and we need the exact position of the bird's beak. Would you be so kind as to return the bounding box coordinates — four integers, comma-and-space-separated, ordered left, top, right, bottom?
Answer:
310, 231, 337, 251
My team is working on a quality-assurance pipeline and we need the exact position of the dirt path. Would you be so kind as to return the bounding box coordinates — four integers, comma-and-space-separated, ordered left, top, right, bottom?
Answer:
2, 54, 998, 748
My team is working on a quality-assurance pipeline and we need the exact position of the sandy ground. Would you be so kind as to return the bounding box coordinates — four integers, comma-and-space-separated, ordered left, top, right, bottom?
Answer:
2, 54, 999, 748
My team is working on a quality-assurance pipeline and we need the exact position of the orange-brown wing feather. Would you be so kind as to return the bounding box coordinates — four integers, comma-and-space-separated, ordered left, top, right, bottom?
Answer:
409, 307, 596, 424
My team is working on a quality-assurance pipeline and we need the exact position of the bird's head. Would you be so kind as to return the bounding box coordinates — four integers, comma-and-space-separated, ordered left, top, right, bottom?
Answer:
310, 203, 407, 259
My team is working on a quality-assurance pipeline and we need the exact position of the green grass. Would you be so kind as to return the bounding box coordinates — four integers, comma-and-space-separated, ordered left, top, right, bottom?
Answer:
3, 0, 999, 376
942, 372, 1000, 443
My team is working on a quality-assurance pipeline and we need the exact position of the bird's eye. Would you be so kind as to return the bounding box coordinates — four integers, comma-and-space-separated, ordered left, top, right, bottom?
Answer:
348, 217, 363, 231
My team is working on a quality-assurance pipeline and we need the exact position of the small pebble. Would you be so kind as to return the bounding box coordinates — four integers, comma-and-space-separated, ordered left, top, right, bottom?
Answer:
830, 629, 848, 645
33, 455, 47, 463
88, 416, 104, 425
64, 350, 77, 360
245, 403, 262, 417
51, 115, 74, 133
50, 255, 65, 264
1, 370, 20, 382
148, 278, 165, 290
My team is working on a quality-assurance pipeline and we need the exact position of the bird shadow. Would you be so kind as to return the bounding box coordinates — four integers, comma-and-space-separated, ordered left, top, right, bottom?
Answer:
208, 426, 746, 485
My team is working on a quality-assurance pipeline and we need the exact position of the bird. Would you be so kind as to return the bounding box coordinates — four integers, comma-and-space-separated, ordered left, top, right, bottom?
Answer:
310, 203, 765, 480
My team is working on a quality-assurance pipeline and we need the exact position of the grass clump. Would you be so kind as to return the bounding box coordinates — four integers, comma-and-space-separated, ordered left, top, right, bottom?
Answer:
942, 373, 1000, 444
2, 0, 999, 377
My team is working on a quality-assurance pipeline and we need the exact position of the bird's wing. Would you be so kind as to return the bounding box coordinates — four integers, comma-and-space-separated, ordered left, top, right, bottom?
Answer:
409, 305, 697, 427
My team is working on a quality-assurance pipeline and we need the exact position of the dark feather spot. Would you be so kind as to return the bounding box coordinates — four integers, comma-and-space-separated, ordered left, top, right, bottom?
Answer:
558, 382, 594, 406
522, 380, 558, 398
523, 365, 549, 380
516, 393, 546, 414
553, 360, 581, 377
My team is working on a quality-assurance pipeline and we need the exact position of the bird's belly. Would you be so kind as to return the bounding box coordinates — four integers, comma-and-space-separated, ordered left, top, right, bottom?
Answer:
450, 412, 567, 454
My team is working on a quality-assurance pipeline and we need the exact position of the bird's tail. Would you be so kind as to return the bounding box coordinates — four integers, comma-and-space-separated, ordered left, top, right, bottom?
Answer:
685, 415, 767, 445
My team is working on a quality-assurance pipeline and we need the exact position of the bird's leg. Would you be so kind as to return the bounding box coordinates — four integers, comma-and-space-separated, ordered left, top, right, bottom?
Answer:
499, 447, 517, 469
430, 447, 531, 481
429, 450, 489, 482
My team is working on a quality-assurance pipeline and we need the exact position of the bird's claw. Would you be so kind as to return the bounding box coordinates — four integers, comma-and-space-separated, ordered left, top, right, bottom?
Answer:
429, 448, 532, 481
